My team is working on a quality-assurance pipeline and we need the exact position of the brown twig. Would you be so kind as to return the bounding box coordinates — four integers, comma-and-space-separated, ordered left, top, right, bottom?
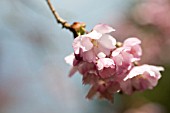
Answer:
46, 0, 78, 37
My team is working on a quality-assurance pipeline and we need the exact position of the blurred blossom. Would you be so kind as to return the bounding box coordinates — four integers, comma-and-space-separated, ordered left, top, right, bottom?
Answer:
133, 0, 170, 28
110, 0, 170, 112
123, 103, 166, 113
113, 0, 170, 64
132, 0, 170, 64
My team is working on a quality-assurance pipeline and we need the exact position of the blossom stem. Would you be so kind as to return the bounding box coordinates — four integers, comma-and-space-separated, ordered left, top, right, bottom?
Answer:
46, 0, 78, 37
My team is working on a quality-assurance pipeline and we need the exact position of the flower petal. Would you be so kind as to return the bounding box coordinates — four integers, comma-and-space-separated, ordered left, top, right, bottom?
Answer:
111, 48, 123, 57
72, 37, 81, 54
69, 67, 77, 77
83, 50, 96, 62
97, 58, 115, 70
120, 80, 133, 95
124, 64, 164, 81
93, 24, 115, 34
98, 34, 116, 49
81, 36, 93, 52
99, 68, 115, 79
96, 45, 111, 56
85, 30, 102, 39
124, 37, 141, 47
65, 53, 75, 66
97, 52, 106, 58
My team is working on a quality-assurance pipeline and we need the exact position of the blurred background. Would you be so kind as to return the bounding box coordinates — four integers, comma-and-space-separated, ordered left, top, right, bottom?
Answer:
0, 0, 169, 113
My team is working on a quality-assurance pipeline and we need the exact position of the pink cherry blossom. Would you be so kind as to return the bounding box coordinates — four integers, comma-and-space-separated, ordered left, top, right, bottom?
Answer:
123, 37, 142, 61
65, 24, 164, 102
111, 47, 134, 81
72, 24, 116, 62
86, 81, 120, 101
121, 64, 164, 94
124, 64, 164, 80
97, 58, 115, 70
97, 58, 115, 78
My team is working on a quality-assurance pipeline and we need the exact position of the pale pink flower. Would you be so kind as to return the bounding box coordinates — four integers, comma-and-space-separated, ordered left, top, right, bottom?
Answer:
77, 61, 96, 75
111, 47, 134, 81
96, 58, 115, 78
86, 81, 120, 101
72, 24, 116, 62
123, 37, 142, 61
124, 64, 164, 80
97, 58, 115, 70
65, 53, 78, 77
65, 24, 164, 102
121, 64, 164, 94
108, 37, 142, 81
65, 53, 97, 77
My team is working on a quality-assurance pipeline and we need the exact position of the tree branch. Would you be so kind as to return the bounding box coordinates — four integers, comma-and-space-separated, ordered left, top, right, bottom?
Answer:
46, 0, 71, 28
46, 0, 78, 37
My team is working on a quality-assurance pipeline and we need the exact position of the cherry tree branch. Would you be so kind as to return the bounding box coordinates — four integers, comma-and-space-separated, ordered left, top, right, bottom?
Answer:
46, 0, 79, 38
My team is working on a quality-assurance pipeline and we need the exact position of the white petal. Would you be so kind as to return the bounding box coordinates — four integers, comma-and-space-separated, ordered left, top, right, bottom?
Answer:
124, 64, 164, 81
85, 30, 102, 39
149, 65, 165, 72
97, 45, 111, 56
111, 48, 123, 57
124, 37, 141, 47
93, 24, 115, 34
97, 58, 115, 70
97, 60, 104, 70
65, 53, 75, 66
123, 66, 144, 81
72, 37, 81, 54
81, 37, 93, 52
98, 34, 116, 49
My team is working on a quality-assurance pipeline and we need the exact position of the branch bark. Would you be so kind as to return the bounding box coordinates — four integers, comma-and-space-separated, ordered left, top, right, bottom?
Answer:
46, 0, 78, 38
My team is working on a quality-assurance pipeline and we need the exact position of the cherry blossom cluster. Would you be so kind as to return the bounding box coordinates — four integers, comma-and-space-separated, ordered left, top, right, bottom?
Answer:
65, 24, 164, 102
